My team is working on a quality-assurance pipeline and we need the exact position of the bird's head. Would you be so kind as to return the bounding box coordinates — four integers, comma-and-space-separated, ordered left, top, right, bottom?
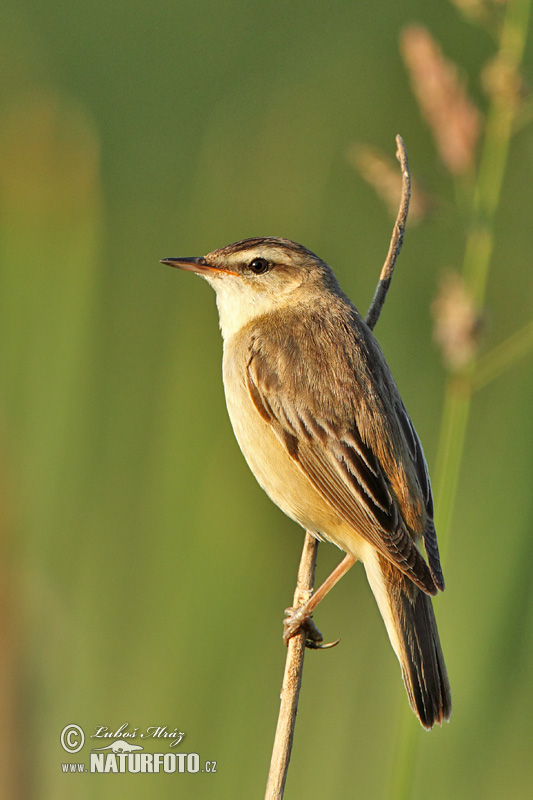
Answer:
162, 237, 342, 339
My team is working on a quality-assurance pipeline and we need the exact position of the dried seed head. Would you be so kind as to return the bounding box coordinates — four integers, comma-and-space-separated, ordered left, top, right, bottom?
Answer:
400, 25, 481, 176
347, 142, 432, 223
481, 52, 524, 108
432, 271, 483, 370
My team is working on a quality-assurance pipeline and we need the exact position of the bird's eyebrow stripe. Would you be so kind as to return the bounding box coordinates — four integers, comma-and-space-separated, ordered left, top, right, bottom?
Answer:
210, 237, 316, 260
212, 238, 268, 257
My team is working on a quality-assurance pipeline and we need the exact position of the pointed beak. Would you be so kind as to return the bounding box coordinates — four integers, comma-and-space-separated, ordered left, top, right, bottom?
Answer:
160, 257, 239, 277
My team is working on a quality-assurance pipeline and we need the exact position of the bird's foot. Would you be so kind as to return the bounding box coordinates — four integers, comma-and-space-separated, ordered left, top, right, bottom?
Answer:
283, 604, 340, 650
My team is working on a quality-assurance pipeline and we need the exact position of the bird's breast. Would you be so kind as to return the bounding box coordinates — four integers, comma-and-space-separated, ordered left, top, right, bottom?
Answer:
221, 337, 369, 560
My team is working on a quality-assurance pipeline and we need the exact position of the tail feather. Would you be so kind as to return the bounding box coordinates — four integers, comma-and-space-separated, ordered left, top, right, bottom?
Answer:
364, 551, 451, 729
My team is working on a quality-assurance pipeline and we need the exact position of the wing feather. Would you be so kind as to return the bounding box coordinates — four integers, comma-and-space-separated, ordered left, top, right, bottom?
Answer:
247, 350, 439, 596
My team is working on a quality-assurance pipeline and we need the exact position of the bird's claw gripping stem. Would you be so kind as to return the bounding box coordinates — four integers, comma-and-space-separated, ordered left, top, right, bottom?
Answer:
283, 605, 340, 650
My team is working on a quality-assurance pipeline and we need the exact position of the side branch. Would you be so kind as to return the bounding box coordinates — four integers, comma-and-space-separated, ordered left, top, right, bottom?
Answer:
365, 135, 411, 331
265, 532, 318, 800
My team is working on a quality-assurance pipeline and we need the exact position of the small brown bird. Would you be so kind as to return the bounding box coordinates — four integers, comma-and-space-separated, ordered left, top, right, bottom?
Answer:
162, 237, 451, 729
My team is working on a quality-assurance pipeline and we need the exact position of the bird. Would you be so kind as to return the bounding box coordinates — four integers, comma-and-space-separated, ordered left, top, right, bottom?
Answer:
162, 236, 451, 729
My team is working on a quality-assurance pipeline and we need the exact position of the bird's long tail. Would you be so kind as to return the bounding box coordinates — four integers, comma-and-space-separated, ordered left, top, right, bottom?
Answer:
364, 551, 451, 729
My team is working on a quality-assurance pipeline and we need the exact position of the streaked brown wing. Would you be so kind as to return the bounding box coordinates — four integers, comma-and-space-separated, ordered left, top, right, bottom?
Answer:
247, 352, 439, 596
395, 399, 444, 590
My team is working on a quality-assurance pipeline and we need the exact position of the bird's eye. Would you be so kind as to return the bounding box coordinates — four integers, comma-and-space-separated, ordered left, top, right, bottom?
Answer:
248, 257, 269, 275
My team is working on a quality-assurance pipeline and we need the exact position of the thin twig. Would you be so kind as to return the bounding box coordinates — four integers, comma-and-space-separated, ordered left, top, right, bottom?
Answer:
265, 532, 318, 800
365, 135, 411, 331
264, 136, 411, 800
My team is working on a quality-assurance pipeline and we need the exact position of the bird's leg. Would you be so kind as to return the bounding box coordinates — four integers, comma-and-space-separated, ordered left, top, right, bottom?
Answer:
283, 553, 357, 649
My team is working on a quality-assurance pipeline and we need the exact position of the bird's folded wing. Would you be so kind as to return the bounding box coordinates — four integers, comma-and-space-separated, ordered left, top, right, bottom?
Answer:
247, 354, 439, 596
395, 403, 444, 590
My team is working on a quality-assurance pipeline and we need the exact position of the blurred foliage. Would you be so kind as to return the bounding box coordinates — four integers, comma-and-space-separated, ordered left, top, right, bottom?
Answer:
0, 1, 532, 799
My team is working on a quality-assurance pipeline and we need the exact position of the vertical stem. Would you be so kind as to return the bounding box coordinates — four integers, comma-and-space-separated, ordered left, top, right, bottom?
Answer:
437, 0, 531, 547
464, 0, 531, 303
389, 2, 531, 798
432, 375, 472, 556
265, 533, 318, 800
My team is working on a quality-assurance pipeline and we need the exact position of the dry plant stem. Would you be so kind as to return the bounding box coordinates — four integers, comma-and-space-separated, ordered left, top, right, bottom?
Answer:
265, 532, 318, 800
365, 134, 411, 331
265, 136, 411, 800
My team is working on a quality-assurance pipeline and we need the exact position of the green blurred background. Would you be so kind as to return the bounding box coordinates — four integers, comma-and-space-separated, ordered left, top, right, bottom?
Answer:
1, 1, 532, 798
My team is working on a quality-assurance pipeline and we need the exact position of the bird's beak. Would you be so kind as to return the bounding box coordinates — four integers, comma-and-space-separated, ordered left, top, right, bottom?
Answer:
160, 257, 239, 277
